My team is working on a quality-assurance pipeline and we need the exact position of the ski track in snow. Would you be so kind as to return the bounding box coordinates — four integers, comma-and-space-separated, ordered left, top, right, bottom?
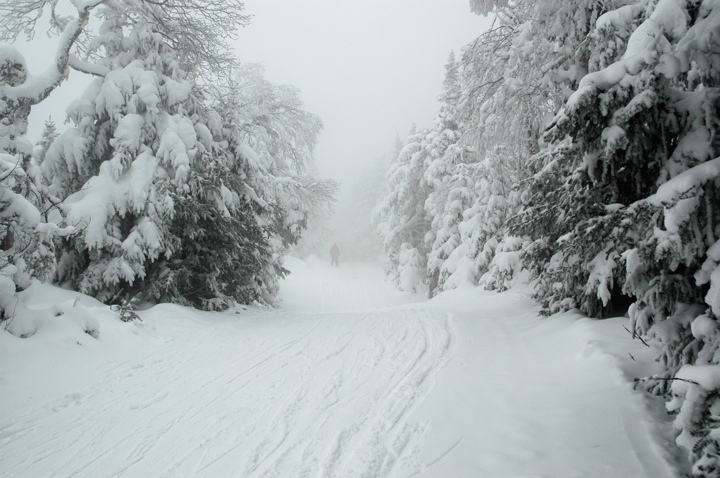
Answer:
0, 260, 681, 477
0, 265, 457, 478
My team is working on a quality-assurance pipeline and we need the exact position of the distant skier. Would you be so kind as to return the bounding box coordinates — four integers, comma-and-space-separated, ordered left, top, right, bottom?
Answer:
330, 243, 340, 266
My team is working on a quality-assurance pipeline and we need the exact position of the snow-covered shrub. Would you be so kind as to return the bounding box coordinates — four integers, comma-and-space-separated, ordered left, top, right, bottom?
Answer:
440, 247, 476, 290
2, 290, 101, 340
481, 236, 527, 292
666, 364, 720, 478
398, 244, 425, 294
111, 300, 141, 323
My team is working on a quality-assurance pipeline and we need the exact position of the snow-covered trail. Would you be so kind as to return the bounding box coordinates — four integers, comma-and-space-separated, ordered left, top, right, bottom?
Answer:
1, 261, 455, 477
410, 289, 682, 477
1, 259, 683, 477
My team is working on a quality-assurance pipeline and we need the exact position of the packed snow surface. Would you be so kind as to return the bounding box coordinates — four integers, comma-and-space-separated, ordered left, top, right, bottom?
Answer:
1, 258, 684, 477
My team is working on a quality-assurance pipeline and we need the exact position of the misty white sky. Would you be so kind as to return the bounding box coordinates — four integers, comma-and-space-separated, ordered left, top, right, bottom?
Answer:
21, 1, 491, 186
233, 0, 492, 184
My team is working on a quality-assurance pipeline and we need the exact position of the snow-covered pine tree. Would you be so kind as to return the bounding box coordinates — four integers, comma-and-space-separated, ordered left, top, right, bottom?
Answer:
424, 51, 476, 296
35, 118, 57, 164
464, 151, 526, 292
523, 0, 717, 319
149, 106, 275, 309
514, 0, 719, 472
42, 12, 205, 303
517, 2, 659, 315
622, 3, 720, 473
38, 1, 256, 307
3, 1, 330, 309
209, 64, 334, 302
460, 0, 625, 312
375, 125, 432, 290
448, 1, 602, 294
1, 0, 256, 308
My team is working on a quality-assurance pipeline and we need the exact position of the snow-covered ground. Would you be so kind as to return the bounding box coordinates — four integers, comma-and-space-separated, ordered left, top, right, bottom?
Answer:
1, 257, 685, 477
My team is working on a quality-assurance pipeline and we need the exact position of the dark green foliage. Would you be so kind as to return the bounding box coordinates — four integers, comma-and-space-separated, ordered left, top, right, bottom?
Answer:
148, 170, 275, 310
691, 390, 720, 478
111, 300, 141, 322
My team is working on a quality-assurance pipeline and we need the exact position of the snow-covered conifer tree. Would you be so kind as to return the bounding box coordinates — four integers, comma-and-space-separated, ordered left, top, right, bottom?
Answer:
423, 51, 477, 295
150, 107, 276, 309
375, 125, 432, 288
35, 118, 57, 164
512, 1, 720, 471
208, 64, 335, 302
523, 0, 718, 319
438, 1, 612, 295
0, 0, 252, 305
40, 11, 206, 302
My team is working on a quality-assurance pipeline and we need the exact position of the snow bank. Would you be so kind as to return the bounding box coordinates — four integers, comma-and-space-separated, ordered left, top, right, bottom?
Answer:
3, 282, 113, 340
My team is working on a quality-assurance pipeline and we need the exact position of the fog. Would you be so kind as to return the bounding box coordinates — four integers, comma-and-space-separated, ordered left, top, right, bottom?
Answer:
227, 1, 492, 260
234, 0, 491, 185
